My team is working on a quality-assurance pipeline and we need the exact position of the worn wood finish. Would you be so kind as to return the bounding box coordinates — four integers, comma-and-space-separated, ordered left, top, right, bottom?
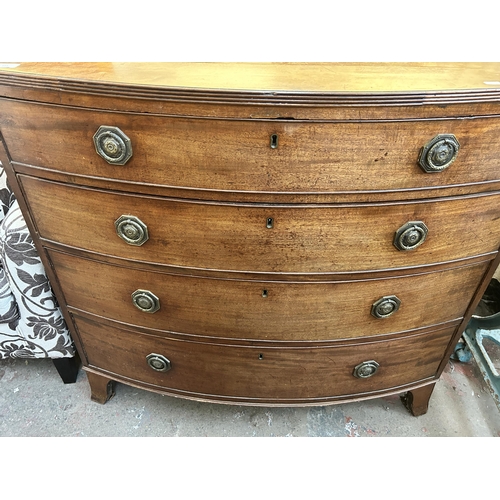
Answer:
40, 237, 498, 283
20, 175, 500, 274
86, 371, 116, 404
4, 62, 500, 93
76, 314, 453, 404
3, 100, 500, 197
13, 161, 500, 205
401, 383, 437, 416
1, 63, 500, 121
2, 63, 500, 414
0, 134, 91, 367
3, 87, 500, 121
48, 249, 488, 342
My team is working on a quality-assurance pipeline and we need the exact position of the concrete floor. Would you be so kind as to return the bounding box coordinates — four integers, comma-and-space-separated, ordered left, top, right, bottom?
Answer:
1, 352, 499, 437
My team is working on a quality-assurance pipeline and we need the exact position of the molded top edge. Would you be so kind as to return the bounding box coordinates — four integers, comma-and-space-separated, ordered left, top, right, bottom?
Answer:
1, 62, 500, 95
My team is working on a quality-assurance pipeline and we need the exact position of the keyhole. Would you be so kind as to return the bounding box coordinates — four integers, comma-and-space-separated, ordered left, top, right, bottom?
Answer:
259, 353, 264, 360
270, 134, 278, 149
266, 217, 274, 229
262, 289, 268, 298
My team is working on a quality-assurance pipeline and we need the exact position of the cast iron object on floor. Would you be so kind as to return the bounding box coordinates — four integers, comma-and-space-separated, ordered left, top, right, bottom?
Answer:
463, 279, 500, 411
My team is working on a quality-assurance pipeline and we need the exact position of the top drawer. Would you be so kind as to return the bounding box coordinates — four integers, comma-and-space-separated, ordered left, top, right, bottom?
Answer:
2, 99, 500, 195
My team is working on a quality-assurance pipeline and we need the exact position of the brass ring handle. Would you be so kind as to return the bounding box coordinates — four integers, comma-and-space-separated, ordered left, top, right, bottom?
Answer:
146, 353, 171, 372
93, 125, 133, 165
418, 134, 460, 173
115, 215, 149, 246
353, 360, 380, 379
394, 221, 428, 251
132, 289, 160, 313
371, 295, 401, 319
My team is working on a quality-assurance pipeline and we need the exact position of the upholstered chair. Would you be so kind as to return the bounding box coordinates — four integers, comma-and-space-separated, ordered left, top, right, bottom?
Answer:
0, 162, 79, 383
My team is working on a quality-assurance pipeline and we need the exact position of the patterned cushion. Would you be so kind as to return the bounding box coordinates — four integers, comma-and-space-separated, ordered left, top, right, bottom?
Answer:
0, 164, 74, 359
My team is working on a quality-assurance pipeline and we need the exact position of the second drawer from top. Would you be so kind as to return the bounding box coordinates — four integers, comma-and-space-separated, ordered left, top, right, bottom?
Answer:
21, 175, 500, 274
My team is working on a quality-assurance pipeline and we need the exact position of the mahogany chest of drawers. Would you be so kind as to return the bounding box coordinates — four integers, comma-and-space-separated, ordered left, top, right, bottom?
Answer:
1, 62, 500, 416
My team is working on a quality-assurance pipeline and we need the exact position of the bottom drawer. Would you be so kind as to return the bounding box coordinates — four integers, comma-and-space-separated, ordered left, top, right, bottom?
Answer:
75, 315, 453, 404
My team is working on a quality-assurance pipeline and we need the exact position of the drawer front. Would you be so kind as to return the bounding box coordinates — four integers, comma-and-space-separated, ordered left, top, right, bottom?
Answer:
23, 176, 500, 273
50, 249, 487, 341
4, 100, 500, 193
76, 315, 453, 402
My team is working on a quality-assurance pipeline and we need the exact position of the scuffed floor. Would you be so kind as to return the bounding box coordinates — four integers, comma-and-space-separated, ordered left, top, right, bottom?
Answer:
0, 355, 499, 437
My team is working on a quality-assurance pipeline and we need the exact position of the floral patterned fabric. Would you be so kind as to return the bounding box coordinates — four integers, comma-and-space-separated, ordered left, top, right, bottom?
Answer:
0, 163, 74, 359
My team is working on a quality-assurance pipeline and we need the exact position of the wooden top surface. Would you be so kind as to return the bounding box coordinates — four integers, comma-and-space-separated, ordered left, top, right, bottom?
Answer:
1, 62, 500, 93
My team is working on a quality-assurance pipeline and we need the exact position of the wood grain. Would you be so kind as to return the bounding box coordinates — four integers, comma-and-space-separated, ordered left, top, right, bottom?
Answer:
2, 100, 500, 196
75, 314, 453, 404
2, 63, 499, 412
49, 249, 488, 342
12, 161, 500, 205
21, 175, 500, 274
2, 63, 500, 121
2, 62, 500, 93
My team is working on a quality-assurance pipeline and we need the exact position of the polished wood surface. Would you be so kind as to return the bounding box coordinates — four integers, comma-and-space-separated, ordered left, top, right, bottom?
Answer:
74, 314, 452, 405
2, 63, 499, 414
21, 175, 500, 274
3, 99, 500, 196
2, 63, 500, 121
49, 249, 486, 342
2, 62, 500, 93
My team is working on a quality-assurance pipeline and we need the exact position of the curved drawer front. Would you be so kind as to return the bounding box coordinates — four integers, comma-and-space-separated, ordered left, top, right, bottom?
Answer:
4, 100, 500, 193
50, 250, 487, 341
76, 315, 453, 403
23, 176, 500, 273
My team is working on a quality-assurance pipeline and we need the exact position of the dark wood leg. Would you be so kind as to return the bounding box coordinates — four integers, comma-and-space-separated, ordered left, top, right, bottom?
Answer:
52, 352, 81, 384
401, 382, 436, 416
86, 371, 116, 404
